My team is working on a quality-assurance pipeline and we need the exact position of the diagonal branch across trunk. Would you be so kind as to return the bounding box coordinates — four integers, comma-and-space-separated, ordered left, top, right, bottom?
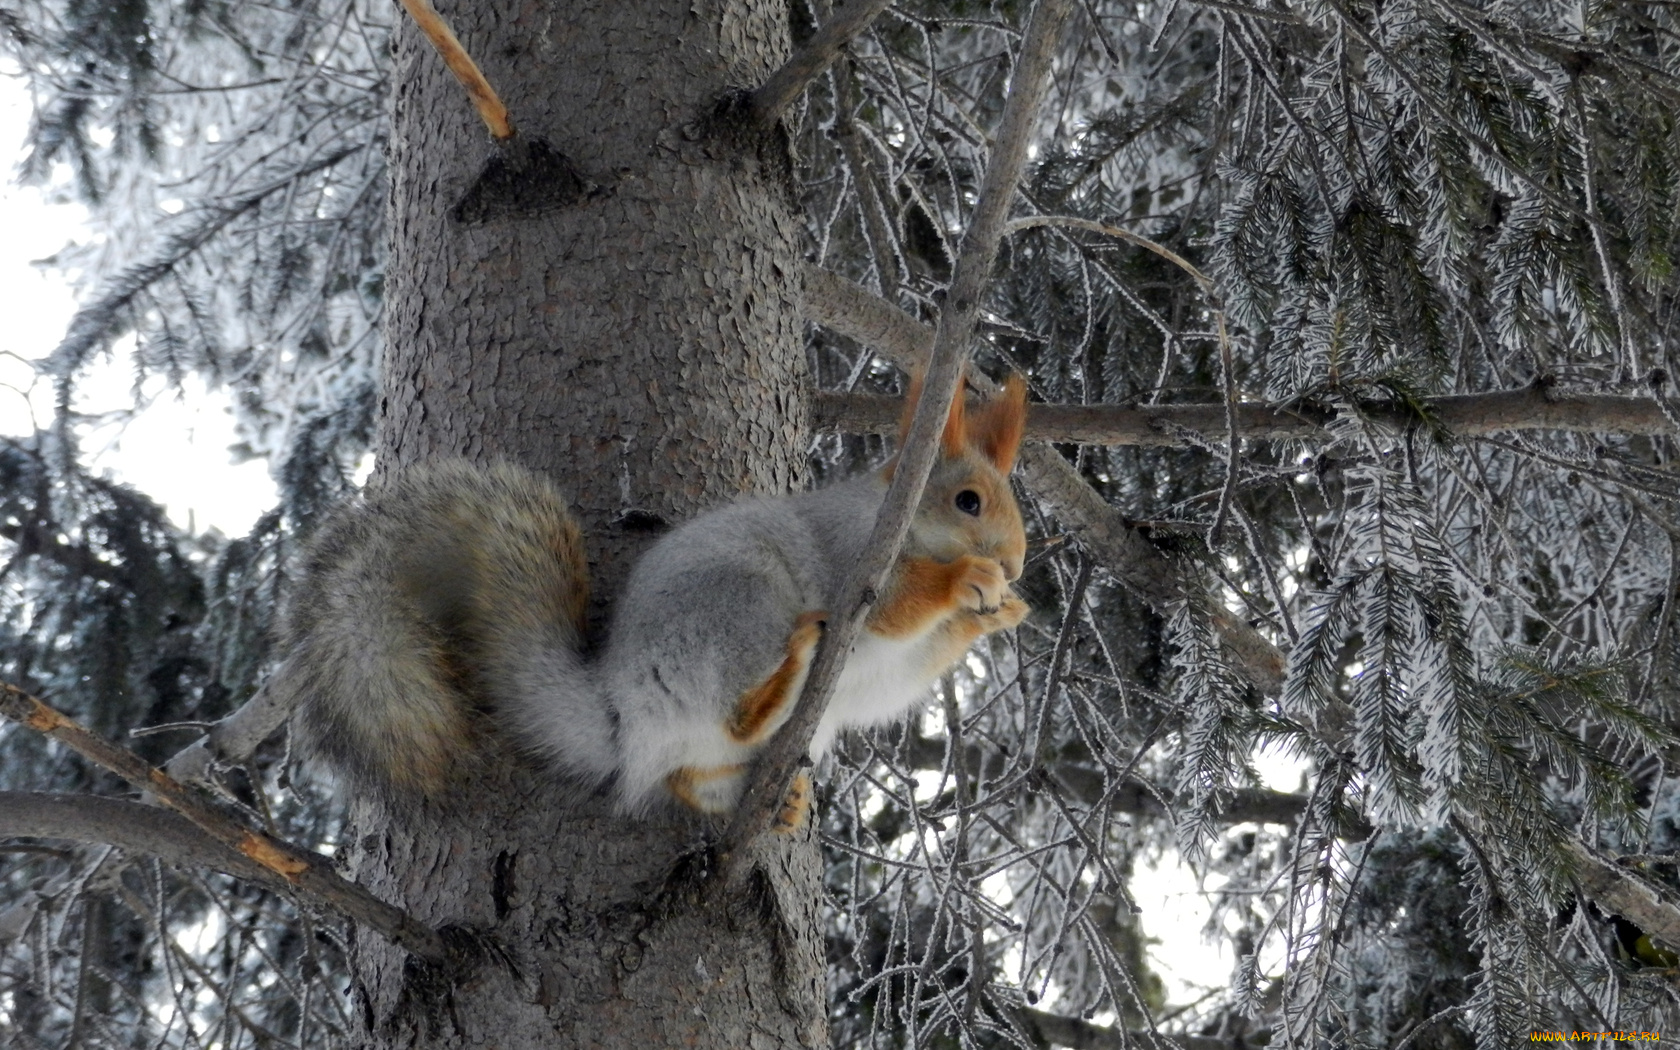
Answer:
747, 0, 897, 126
802, 264, 1289, 694
0, 791, 287, 888
0, 683, 447, 961
712, 0, 1079, 880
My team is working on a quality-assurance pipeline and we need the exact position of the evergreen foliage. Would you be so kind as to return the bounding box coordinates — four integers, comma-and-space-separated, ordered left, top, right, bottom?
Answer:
4, 0, 1680, 1046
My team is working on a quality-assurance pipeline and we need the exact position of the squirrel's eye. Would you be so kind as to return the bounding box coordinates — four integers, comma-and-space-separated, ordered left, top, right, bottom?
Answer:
955, 489, 982, 516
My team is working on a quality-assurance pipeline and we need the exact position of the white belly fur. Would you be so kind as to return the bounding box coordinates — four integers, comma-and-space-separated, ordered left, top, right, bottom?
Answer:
619, 627, 952, 814
810, 629, 941, 758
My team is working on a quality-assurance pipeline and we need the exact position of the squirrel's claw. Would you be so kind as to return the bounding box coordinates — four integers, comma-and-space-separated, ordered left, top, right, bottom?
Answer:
956, 556, 1010, 614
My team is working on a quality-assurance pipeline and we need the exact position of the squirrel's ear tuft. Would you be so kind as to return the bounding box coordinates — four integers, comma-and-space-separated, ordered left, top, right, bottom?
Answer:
940, 375, 968, 459
969, 374, 1027, 474
895, 371, 920, 447
896, 369, 969, 460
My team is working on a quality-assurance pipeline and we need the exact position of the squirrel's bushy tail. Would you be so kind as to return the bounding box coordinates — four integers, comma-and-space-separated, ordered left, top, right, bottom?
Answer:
276, 461, 616, 801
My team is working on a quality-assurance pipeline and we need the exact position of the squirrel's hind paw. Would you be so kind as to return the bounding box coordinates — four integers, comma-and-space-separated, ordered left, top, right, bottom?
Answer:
773, 772, 812, 834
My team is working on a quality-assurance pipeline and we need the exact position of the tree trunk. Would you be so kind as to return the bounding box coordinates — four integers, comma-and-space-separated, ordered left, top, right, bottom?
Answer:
356, 1, 826, 1045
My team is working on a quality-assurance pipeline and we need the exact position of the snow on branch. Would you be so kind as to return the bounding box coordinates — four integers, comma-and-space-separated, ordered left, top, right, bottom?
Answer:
46, 146, 360, 379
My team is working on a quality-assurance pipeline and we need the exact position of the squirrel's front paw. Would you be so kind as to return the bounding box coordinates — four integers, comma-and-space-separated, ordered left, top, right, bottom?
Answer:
955, 556, 1010, 615
977, 593, 1029, 632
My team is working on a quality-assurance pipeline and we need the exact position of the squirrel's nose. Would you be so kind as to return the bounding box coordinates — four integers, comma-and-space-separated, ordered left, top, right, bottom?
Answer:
1002, 554, 1023, 582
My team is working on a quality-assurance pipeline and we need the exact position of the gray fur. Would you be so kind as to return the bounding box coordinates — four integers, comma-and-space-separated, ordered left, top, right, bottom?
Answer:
284, 449, 1026, 815
599, 478, 877, 811
275, 462, 613, 803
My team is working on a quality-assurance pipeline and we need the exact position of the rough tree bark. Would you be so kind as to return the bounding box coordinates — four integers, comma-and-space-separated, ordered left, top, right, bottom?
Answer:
354, 0, 827, 1045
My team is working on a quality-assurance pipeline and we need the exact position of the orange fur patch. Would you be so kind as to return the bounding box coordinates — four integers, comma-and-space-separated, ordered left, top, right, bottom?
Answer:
726, 611, 827, 744
869, 557, 966, 639
896, 369, 971, 459
775, 772, 812, 833
969, 374, 1027, 473
920, 615, 992, 677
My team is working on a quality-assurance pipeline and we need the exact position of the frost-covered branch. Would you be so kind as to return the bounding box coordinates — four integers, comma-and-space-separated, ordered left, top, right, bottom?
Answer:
1018, 1008, 1245, 1050
813, 387, 1675, 444
748, 0, 896, 126
1564, 839, 1680, 956
901, 734, 1347, 833
716, 0, 1078, 873
802, 265, 1288, 695
45, 145, 360, 378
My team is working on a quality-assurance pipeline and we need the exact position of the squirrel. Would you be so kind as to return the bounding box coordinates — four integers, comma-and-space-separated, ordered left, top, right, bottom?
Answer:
275, 375, 1030, 829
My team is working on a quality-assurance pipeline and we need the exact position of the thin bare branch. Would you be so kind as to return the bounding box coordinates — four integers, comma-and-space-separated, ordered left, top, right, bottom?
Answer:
395, 0, 513, 138
0, 792, 279, 888
0, 682, 447, 961
1019, 443, 1288, 694
164, 682, 293, 787
801, 265, 1289, 695
1006, 214, 1213, 288
714, 0, 1078, 879
749, 0, 896, 126
812, 388, 1675, 445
